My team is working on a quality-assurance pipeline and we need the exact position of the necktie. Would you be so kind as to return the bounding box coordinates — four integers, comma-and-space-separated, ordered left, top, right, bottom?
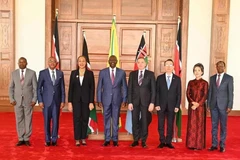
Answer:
111, 69, 114, 84
138, 71, 143, 86
167, 76, 171, 89
20, 69, 24, 85
52, 70, 56, 85
216, 74, 221, 87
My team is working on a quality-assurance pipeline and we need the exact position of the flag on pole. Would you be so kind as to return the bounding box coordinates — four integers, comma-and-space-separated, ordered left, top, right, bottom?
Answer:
174, 17, 182, 138
82, 32, 99, 134
108, 16, 121, 127
51, 15, 60, 69
125, 34, 148, 134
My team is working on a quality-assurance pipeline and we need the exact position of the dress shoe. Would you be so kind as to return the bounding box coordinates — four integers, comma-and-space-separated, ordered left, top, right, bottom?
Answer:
25, 141, 30, 146
16, 141, 25, 146
113, 141, 118, 147
208, 146, 218, 151
220, 147, 225, 153
81, 139, 87, 146
45, 142, 51, 146
102, 141, 110, 146
52, 142, 57, 146
130, 141, 139, 147
141, 142, 147, 148
166, 143, 175, 149
157, 143, 166, 148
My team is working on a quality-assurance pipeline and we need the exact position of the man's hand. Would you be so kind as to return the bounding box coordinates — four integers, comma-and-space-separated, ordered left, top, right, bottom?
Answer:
60, 102, 65, 109
89, 103, 94, 111
68, 103, 72, 112
10, 101, 16, 106
174, 108, 179, 113
39, 102, 44, 109
128, 103, 133, 111
155, 106, 161, 111
226, 108, 232, 114
98, 102, 103, 108
30, 102, 36, 107
148, 103, 154, 112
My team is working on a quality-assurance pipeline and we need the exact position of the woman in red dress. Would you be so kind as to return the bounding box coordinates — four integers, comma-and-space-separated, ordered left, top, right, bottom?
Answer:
186, 63, 208, 150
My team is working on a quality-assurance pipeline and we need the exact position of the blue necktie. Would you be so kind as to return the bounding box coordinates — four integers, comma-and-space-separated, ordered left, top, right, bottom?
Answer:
167, 76, 171, 89
52, 71, 55, 85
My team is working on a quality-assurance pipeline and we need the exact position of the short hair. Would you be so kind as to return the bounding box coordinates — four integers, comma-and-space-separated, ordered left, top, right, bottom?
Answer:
164, 59, 174, 66
19, 57, 27, 63
193, 63, 204, 76
216, 61, 225, 67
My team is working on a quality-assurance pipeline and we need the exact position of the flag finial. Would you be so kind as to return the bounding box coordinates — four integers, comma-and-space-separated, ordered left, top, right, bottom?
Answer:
55, 9, 59, 17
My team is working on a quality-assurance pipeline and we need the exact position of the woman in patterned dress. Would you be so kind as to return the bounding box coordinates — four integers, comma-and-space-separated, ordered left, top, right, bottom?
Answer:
186, 63, 208, 150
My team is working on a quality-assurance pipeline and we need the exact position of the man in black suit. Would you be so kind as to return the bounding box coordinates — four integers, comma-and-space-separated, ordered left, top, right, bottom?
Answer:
128, 57, 155, 148
155, 59, 181, 149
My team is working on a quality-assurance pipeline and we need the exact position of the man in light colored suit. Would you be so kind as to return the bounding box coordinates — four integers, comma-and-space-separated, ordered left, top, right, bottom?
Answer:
37, 57, 65, 146
97, 55, 127, 147
208, 61, 234, 153
9, 57, 37, 146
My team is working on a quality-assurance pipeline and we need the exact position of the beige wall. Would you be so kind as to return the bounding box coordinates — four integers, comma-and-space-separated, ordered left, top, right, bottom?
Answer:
228, 0, 240, 110
15, 0, 45, 77
186, 0, 212, 109
15, 0, 240, 110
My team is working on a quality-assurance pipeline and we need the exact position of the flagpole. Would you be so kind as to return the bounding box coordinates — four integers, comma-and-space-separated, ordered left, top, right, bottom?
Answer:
172, 16, 182, 143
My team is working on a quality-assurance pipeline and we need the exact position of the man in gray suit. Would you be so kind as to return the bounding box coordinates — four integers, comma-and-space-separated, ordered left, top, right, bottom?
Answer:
9, 57, 37, 146
208, 61, 234, 153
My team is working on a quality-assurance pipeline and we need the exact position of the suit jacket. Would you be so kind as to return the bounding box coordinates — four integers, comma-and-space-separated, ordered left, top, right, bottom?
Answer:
37, 69, 65, 107
155, 73, 181, 110
97, 67, 127, 106
128, 70, 155, 107
68, 69, 95, 104
9, 68, 37, 106
208, 73, 233, 109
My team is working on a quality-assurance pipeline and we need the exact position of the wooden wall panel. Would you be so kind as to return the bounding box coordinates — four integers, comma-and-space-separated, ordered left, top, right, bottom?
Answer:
118, 24, 156, 76
78, 0, 114, 20
118, 0, 156, 20
210, 0, 230, 75
55, 0, 77, 19
0, 0, 14, 104
158, 0, 179, 21
58, 22, 77, 102
155, 24, 176, 76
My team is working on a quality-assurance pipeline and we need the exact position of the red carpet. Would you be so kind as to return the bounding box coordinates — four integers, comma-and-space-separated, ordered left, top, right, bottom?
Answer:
0, 112, 240, 160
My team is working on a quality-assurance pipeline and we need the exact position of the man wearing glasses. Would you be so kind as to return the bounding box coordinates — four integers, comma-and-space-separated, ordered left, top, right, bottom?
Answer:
155, 59, 181, 149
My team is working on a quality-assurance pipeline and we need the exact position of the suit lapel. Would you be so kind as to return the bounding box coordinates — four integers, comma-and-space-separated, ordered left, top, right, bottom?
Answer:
46, 69, 53, 84
16, 69, 21, 86
163, 73, 168, 90
219, 74, 226, 88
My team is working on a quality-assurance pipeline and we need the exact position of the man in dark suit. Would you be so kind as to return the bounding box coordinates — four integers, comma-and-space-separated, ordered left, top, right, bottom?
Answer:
37, 57, 65, 146
155, 59, 181, 149
128, 57, 155, 148
9, 57, 37, 146
97, 55, 128, 147
208, 61, 234, 153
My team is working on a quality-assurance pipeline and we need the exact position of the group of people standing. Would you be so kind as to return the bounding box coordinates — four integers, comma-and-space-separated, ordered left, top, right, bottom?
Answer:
9, 56, 233, 153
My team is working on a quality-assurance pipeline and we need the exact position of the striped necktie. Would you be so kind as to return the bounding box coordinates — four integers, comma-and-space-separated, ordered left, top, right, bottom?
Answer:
138, 71, 143, 86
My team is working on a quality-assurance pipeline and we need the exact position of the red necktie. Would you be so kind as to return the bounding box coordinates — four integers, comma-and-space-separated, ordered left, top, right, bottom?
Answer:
111, 69, 114, 84
216, 74, 220, 87
20, 69, 24, 85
